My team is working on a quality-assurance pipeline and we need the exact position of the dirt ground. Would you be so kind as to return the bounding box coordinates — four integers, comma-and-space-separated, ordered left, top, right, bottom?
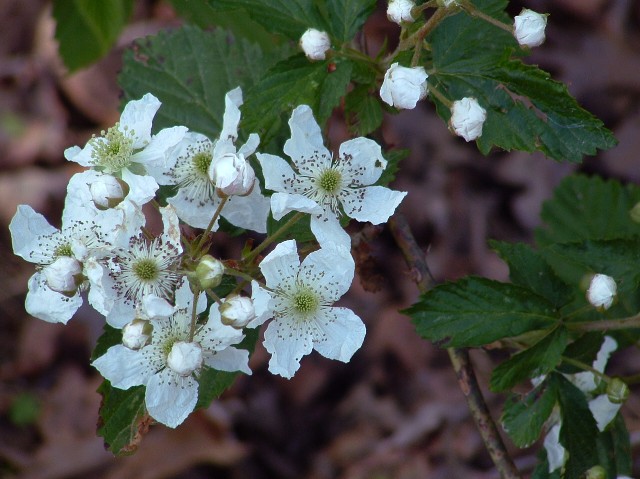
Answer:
1, 1, 640, 478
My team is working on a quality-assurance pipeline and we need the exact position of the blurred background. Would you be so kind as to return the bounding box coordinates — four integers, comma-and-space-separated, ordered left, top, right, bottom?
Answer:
1, 0, 640, 478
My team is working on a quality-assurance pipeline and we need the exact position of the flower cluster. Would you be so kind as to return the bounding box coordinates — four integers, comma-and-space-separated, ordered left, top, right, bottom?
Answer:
10, 89, 405, 428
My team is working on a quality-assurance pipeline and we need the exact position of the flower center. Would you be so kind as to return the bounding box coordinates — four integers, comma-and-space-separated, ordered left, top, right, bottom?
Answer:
192, 151, 212, 177
317, 168, 342, 194
90, 123, 135, 174
133, 258, 159, 282
292, 289, 319, 316
53, 243, 73, 259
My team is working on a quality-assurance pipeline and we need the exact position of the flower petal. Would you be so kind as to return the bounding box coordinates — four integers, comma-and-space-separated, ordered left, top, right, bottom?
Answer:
9, 205, 57, 262
258, 239, 299, 290
310, 212, 350, 247
299, 243, 354, 302
248, 281, 273, 328
257, 153, 296, 192
135, 126, 188, 175
145, 369, 198, 428
339, 137, 386, 186
589, 394, 622, 431
167, 187, 219, 230
25, 272, 82, 324
203, 347, 251, 375
119, 93, 161, 149
340, 186, 406, 224
121, 168, 159, 206
222, 183, 270, 234
270, 192, 321, 220
92, 344, 154, 389
263, 316, 313, 378
283, 105, 331, 174
311, 307, 365, 362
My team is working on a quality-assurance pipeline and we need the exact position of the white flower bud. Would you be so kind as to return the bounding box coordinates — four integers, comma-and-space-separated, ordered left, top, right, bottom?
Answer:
195, 254, 225, 290
220, 295, 256, 329
387, 0, 415, 24
210, 152, 256, 197
450, 97, 487, 142
380, 63, 428, 110
44, 256, 83, 295
122, 319, 153, 350
513, 9, 548, 48
89, 174, 125, 209
587, 274, 617, 310
167, 341, 203, 376
299, 28, 331, 61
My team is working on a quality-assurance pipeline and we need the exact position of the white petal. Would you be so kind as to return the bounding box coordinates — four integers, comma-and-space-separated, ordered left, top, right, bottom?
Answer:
173, 278, 207, 314
257, 153, 297, 192
258, 239, 299, 290
589, 394, 622, 431
121, 169, 159, 206
145, 369, 198, 428
310, 212, 351, 248
340, 186, 406, 224
270, 192, 321, 220
220, 87, 242, 144
167, 188, 220, 230
142, 295, 176, 319
119, 93, 161, 149
248, 281, 273, 328
9, 205, 57, 262
64, 144, 93, 167
263, 316, 313, 378
311, 307, 365, 362
160, 204, 183, 252
339, 138, 386, 186
203, 347, 251, 375
25, 272, 82, 324
222, 183, 270, 233
85, 259, 111, 317
135, 125, 188, 174
543, 423, 566, 473
198, 304, 245, 348
283, 105, 331, 171
237, 133, 260, 158
92, 345, 153, 389
299, 243, 354, 302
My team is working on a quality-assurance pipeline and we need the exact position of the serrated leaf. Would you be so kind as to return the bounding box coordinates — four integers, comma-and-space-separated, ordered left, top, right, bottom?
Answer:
428, 0, 616, 162
97, 382, 147, 455
596, 413, 632, 477
406, 277, 558, 347
554, 373, 599, 479
243, 55, 352, 141
324, 0, 376, 42
559, 332, 606, 374
53, 0, 133, 72
207, 0, 326, 40
490, 326, 568, 392
490, 241, 572, 307
501, 380, 558, 448
345, 85, 384, 136
119, 25, 289, 138
535, 175, 640, 246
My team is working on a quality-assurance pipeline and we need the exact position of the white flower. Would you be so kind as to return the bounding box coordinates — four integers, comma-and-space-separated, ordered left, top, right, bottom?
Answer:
586, 273, 617, 310
513, 9, 547, 48
150, 88, 269, 233
380, 63, 428, 109
64, 93, 186, 201
92, 281, 250, 428
387, 0, 415, 24
220, 295, 255, 329
299, 28, 331, 61
44, 256, 83, 295
89, 174, 125, 209
258, 105, 406, 247
87, 205, 183, 328
251, 240, 365, 378
211, 152, 256, 196
450, 97, 487, 142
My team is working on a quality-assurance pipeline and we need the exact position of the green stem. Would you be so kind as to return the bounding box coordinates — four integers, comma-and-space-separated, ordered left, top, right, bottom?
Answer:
561, 356, 610, 384
243, 212, 305, 264
193, 196, 228, 258
225, 266, 258, 285
428, 84, 453, 108
620, 373, 640, 385
389, 7, 451, 62
205, 288, 223, 306
458, 0, 513, 33
188, 288, 200, 341
566, 312, 640, 332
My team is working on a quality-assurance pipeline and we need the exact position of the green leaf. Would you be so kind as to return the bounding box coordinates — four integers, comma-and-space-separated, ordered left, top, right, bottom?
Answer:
554, 373, 599, 479
535, 175, 640, 246
378, 148, 408, 186
596, 414, 632, 477
428, 0, 616, 162
119, 25, 289, 138
559, 332, 605, 374
501, 380, 558, 448
97, 382, 147, 455
243, 55, 352, 141
490, 326, 568, 392
207, 0, 326, 40
266, 211, 315, 244
92, 324, 123, 360
324, 0, 376, 42
490, 241, 572, 307
345, 85, 384, 136
406, 277, 558, 347
53, 0, 133, 72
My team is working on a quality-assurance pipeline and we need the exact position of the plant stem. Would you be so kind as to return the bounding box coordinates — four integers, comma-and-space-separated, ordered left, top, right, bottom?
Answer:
225, 266, 258, 285
561, 356, 610, 384
188, 288, 200, 341
389, 7, 451, 63
388, 213, 521, 479
428, 84, 452, 108
193, 196, 228, 258
458, 0, 513, 33
565, 312, 640, 332
243, 212, 305, 264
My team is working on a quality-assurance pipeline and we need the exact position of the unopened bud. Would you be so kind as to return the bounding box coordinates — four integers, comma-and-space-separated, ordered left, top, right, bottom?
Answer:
299, 28, 331, 61
387, 0, 415, 24
585, 466, 606, 479
380, 63, 428, 110
630, 202, 640, 223
122, 319, 153, 350
513, 9, 548, 48
89, 174, 125, 209
606, 378, 629, 404
195, 255, 225, 290
586, 273, 617, 311
450, 97, 487, 142
167, 341, 202, 376
210, 152, 256, 197
220, 295, 256, 329
44, 256, 83, 295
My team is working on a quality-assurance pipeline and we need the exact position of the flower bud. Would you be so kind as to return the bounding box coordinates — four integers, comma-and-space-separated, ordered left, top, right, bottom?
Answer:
630, 202, 640, 223
513, 9, 548, 48
585, 466, 606, 479
586, 273, 617, 311
210, 152, 256, 197
167, 341, 203, 376
380, 63, 428, 110
387, 0, 415, 24
89, 174, 125, 209
299, 28, 331, 61
122, 319, 153, 350
220, 295, 256, 329
450, 97, 487, 142
44, 256, 83, 295
195, 255, 225, 290
606, 377, 629, 404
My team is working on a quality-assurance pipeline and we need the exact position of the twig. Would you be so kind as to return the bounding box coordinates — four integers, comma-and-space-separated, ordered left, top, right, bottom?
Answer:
388, 213, 521, 479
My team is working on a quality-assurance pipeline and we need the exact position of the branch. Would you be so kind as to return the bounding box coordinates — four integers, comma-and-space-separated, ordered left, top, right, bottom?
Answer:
388, 213, 521, 479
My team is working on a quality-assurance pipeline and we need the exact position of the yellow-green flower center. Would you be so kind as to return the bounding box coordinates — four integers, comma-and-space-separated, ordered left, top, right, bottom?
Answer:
292, 289, 319, 315
192, 151, 213, 177
91, 123, 135, 174
53, 243, 73, 259
133, 258, 159, 282
317, 168, 342, 194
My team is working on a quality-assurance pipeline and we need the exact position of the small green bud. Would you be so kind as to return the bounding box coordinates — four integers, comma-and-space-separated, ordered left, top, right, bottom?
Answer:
585, 465, 606, 479
606, 377, 630, 404
195, 255, 224, 290
630, 202, 640, 223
